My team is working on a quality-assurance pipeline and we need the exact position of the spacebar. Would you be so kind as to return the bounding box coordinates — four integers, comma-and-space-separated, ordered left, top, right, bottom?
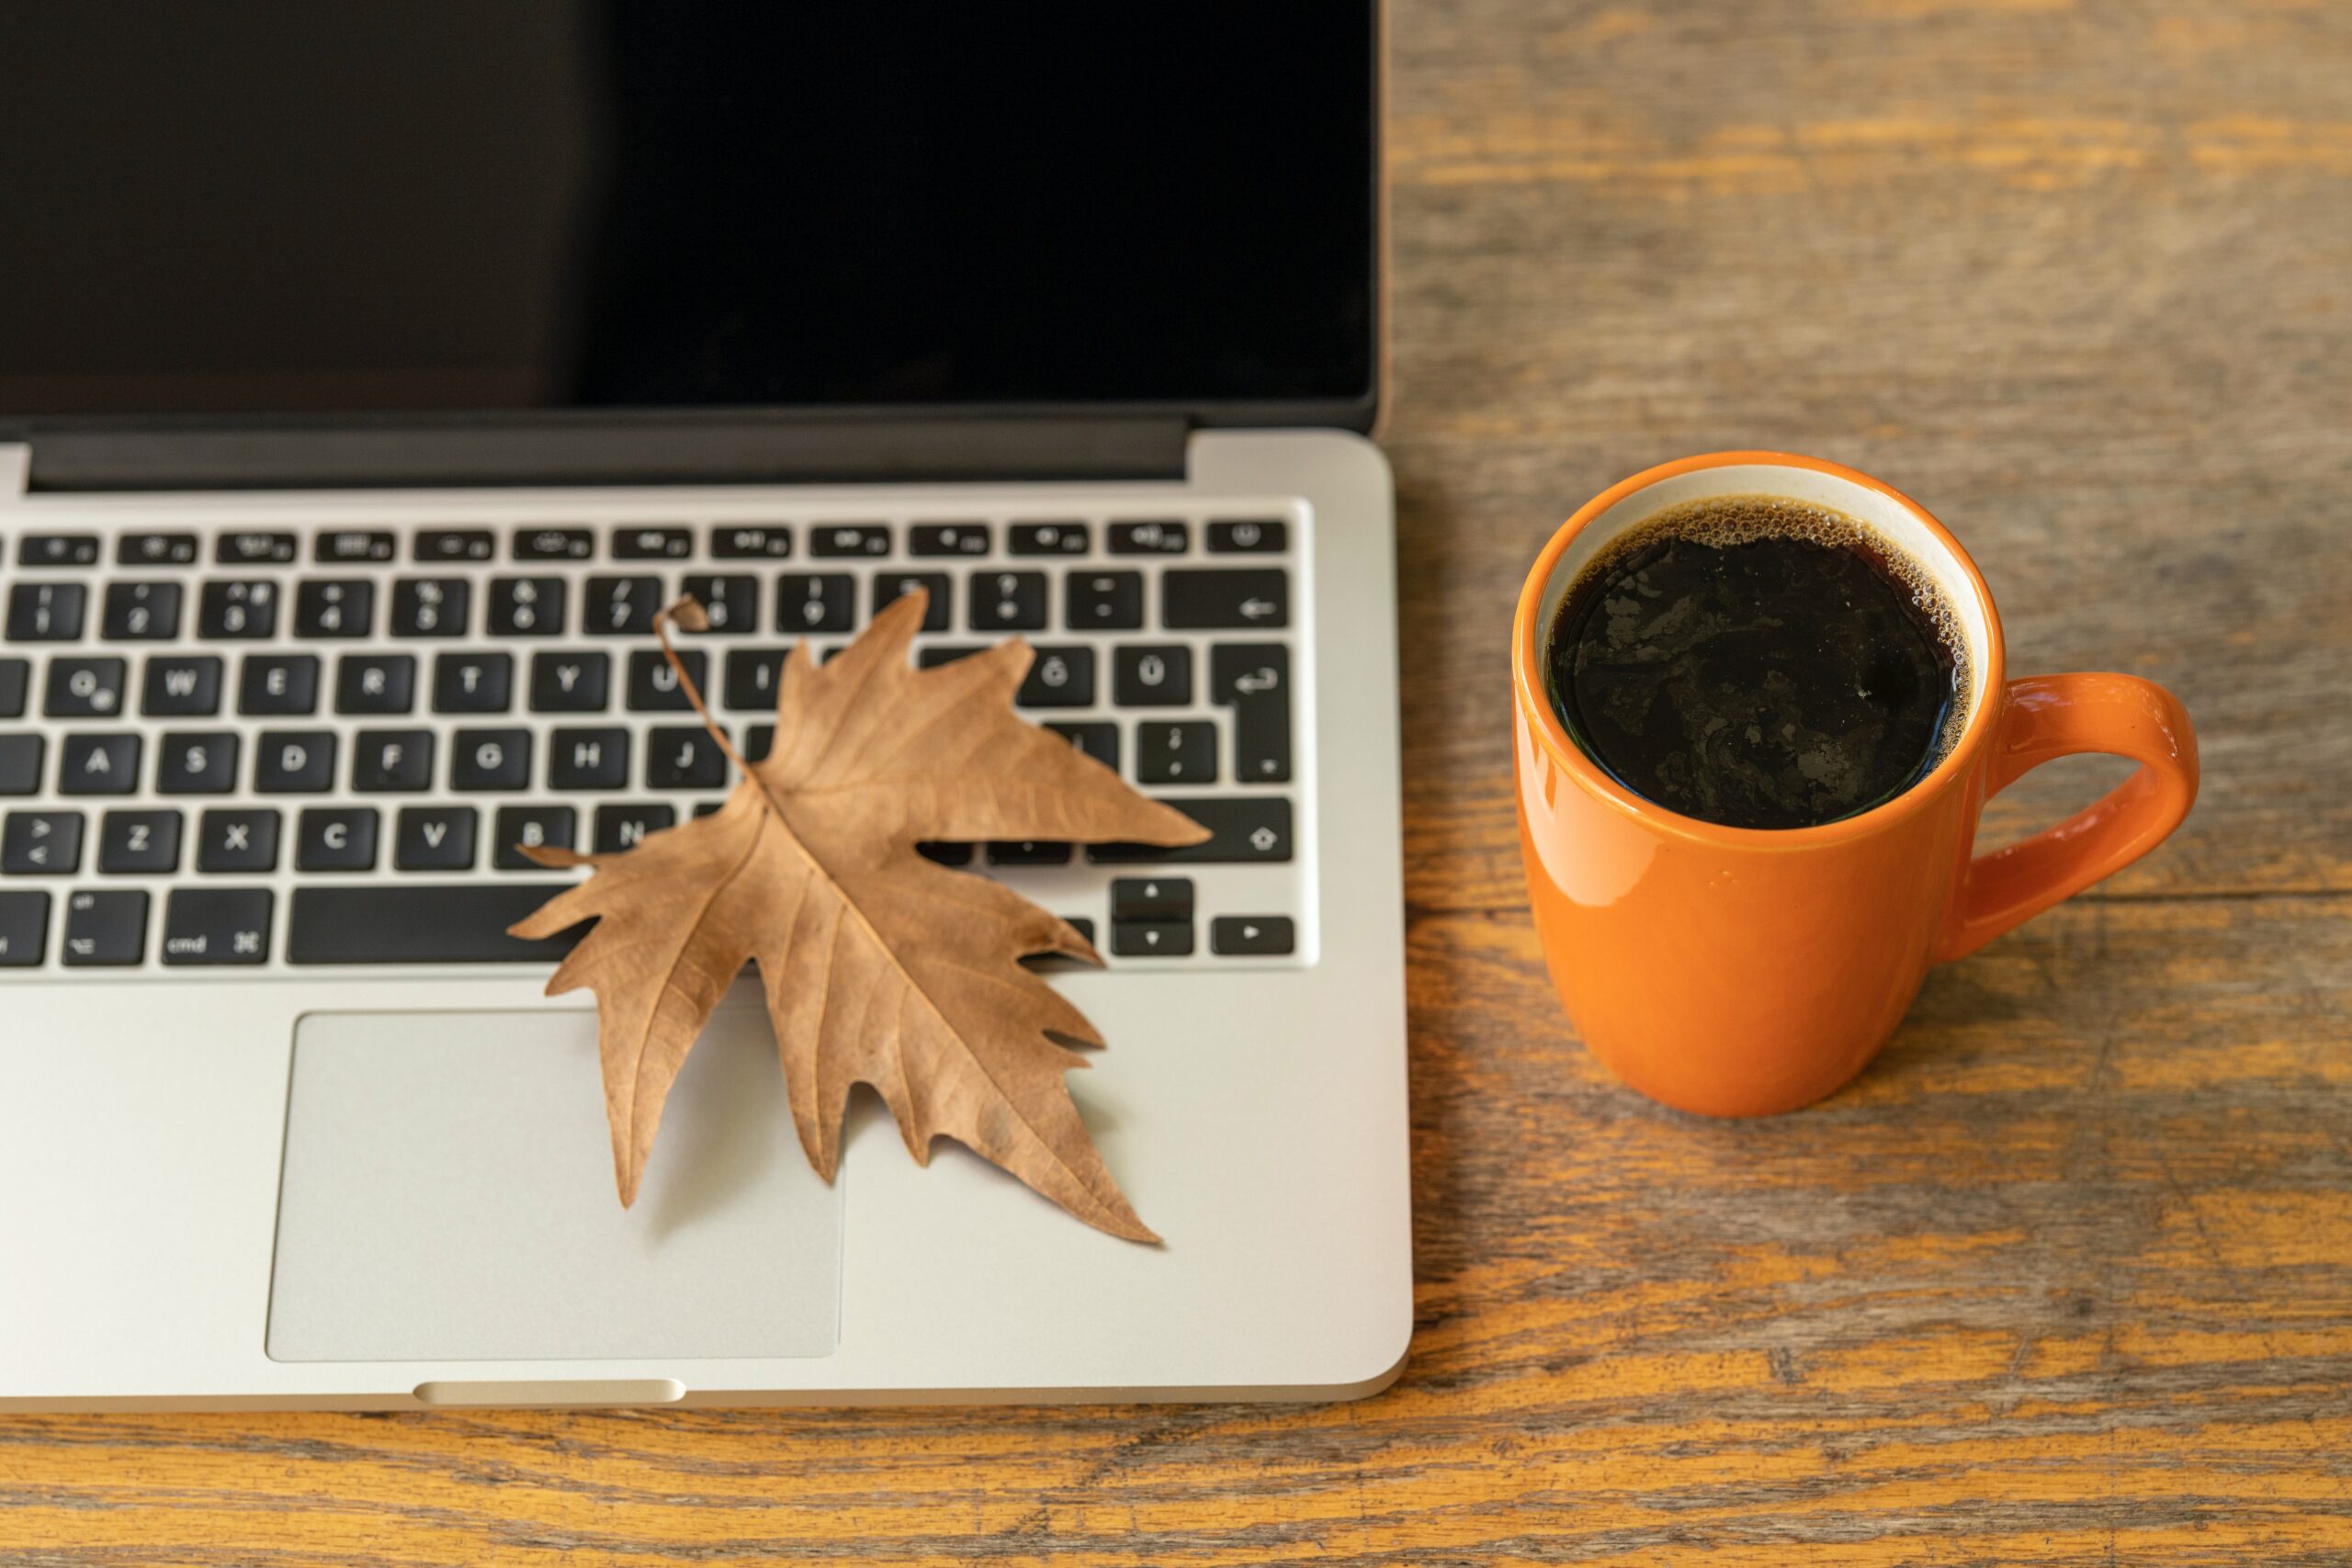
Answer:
287, 884, 588, 965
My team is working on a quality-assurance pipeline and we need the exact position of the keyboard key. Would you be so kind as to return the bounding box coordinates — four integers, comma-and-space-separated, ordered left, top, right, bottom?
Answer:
910, 523, 990, 557
917, 842, 973, 866
743, 724, 775, 761
414, 529, 494, 563
390, 577, 469, 637
0, 891, 49, 964
1163, 568, 1288, 629
216, 531, 298, 565
450, 728, 532, 791
1111, 876, 1194, 921
809, 524, 889, 558
1210, 644, 1292, 784
1017, 646, 1096, 708
16, 533, 99, 567
550, 728, 629, 789
197, 579, 278, 638
1065, 570, 1143, 630
627, 649, 708, 711
1211, 915, 1295, 956
8, 581, 86, 641
679, 573, 758, 633
62, 889, 147, 966
314, 529, 396, 564
874, 572, 950, 630
613, 525, 692, 560
433, 652, 514, 713
45, 657, 128, 717
0, 737, 44, 795
240, 654, 320, 716
584, 575, 663, 635
514, 526, 594, 561
293, 579, 374, 637
723, 648, 789, 711
711, 525, 793, 559
1109, 520, 1189, 555
529, 651, 610, 711
101, 581, 182, 640
775, 572, 854, 633
915, 646, 982, 671
142, 655, 221, 716
987, 840, 1071, 866
4, 811, 83, 874
1111, 919, 1193, 957
968, 570, 1047, 632
197, 808, 279, 873
1112, 645, 1193, 706
0, 659, 23, 716
1045, 721, 1119, 773
647, 727, 729, 789
287, 883, 583, 964
1135, 720, 1217, 784
118, 532, 199, 567
1207, 519, 1288, 553
297, 807, 379, 872
334, 654, 415, 714
161, 887, 272, 964
594, 803, 675, 852
99, 809, 182, 874
352, 729, 435, 792
1088, 796, 1293, 863
1009, 522, 1090, 557
487, 576, 566, 636
59, 734, 140, 795
396, 806, 478, 871
156, 732, 238, 795
254, 730, 337, 793
492, 805, 577, 869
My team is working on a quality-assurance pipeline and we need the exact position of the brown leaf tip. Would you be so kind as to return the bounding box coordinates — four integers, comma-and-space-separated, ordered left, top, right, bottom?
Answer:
665, 595, 710, 634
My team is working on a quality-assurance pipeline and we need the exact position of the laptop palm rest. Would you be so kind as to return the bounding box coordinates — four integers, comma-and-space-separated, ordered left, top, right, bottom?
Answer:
266, 1009, 842, 1363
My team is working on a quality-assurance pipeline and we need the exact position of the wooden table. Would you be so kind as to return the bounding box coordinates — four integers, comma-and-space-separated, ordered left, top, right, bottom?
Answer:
6, 3, 2348, 1562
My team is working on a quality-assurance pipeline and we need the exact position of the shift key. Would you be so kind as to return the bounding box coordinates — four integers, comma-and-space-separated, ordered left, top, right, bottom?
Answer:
1087, 797, 1292, 863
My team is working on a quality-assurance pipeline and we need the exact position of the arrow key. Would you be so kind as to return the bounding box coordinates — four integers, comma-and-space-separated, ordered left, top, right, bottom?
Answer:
1111, 919, 1194, 958
1211, 916, 1296, 957
1110, 876, 1194, 921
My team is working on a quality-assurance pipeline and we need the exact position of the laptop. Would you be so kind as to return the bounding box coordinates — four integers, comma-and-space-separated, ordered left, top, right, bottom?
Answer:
0, 3, 1407, 1408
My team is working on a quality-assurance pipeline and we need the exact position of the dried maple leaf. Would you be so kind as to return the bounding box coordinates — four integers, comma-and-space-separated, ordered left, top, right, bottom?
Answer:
508, 590, 1207, 1240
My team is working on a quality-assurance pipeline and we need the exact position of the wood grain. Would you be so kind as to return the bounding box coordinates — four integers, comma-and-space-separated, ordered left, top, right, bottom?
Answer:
5, 1, 2349, 1562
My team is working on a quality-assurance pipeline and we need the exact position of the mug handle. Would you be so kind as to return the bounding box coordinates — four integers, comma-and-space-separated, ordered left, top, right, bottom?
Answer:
1934, 672, 2199, 962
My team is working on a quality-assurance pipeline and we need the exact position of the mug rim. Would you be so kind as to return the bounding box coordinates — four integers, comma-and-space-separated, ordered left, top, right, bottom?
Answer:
1511, 450, 2010, 850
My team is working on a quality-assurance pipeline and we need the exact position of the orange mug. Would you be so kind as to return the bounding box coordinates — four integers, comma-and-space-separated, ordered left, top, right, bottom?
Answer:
1511, 452, 2199, 1115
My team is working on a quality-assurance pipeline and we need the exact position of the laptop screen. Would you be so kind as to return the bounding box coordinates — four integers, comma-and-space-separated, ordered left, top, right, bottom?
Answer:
0, 3, 1376, 425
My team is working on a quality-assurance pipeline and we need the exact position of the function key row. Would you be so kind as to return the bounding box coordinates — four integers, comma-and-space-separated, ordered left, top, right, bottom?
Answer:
4, 568, 1288, 642
9, 519, 1289, 571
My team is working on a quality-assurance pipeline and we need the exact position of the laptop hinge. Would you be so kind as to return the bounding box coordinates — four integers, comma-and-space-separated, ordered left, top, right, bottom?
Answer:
8, 414, 1191, 493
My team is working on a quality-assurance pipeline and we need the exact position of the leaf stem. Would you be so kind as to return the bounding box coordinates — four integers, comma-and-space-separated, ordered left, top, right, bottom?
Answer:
654, 596, 758, 784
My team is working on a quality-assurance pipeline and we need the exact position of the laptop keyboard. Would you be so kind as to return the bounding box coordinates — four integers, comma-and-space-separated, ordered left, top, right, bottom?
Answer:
0, 512, 1308, 974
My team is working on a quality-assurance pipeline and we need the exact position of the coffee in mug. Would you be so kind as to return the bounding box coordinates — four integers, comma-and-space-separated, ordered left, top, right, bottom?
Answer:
1544, 495, 1970, 830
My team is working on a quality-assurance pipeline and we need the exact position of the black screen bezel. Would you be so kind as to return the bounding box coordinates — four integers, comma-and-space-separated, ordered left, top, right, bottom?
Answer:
0, 3, 1382, 463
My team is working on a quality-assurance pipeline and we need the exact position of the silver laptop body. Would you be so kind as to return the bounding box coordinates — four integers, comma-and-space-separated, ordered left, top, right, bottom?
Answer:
0, 3, 1408, 1408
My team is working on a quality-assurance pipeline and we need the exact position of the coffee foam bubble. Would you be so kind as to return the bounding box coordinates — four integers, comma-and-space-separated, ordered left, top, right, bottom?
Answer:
1573, 493, 1976, 767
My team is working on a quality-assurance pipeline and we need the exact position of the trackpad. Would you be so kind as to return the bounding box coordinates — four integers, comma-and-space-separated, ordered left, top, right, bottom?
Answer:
267, 1009, 841, 1362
